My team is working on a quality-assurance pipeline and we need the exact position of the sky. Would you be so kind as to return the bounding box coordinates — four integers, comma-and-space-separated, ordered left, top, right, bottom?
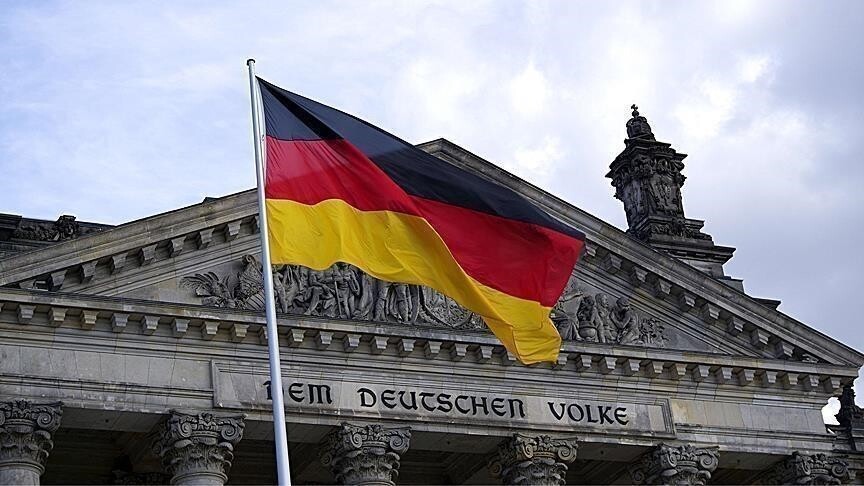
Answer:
1, 0, 863, 421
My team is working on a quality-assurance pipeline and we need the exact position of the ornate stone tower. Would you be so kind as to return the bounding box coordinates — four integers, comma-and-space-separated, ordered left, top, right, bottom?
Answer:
607, 105, 738, 286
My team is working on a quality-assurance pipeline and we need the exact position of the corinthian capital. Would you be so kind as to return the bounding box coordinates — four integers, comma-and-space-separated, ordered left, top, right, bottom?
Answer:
0, 400, 63, 476
319, 422, 411, 486
757, 451, 852, 485
630, 443, 719, 485
488, 433, 578, 485
154, 410, 245, 485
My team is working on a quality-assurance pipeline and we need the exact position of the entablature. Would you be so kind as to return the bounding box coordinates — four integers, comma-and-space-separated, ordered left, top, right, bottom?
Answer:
0, 287, 854, 403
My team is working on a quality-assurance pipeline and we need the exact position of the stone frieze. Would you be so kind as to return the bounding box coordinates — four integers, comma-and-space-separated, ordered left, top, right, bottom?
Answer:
181, 255, 668, 347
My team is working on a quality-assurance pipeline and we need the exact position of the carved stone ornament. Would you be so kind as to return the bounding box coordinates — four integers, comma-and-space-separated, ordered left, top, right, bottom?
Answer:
488, 433, 578, 485
552, 277, 667, 347
153, 410, 245, 485
629, 443, 719, 485
608, 106, 719, 247
0, 400, 63, 479
627, 104, 656, 140
182, 256, 668, 348
12, 215, 99, 242
756, 452, 852, 485
831, 385, 864, 452
319, 422, 411, 486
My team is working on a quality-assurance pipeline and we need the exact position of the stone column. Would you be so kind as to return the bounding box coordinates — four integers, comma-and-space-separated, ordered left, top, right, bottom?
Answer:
0, 400, 63, 486
629, 443, 719, 486
487, 433, 579, 485
319, 422, 411, 486
154, 410, 245, 486
756, 451, 852, 485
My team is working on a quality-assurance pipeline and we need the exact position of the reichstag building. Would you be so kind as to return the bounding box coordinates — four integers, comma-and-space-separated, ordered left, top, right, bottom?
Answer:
1, 108, 862, 485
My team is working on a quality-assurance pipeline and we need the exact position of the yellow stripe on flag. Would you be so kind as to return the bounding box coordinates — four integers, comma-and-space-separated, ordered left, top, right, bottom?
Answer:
266, 198, 562, 364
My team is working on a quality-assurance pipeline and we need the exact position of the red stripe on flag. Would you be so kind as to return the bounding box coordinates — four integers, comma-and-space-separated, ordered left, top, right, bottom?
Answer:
264, 137, 582, 304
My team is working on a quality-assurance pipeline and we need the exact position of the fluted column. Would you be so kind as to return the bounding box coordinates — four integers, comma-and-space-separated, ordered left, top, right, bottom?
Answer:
756, 451, 852, 485
154, 410, 245, 486
488, 433, 578, 485
0, 400, 63, 486
629, 443, 719, 486
319, 422, 411, 486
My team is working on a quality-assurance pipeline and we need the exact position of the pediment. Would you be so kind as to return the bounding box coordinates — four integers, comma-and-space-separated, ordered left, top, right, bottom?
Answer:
1, 140, 861, 369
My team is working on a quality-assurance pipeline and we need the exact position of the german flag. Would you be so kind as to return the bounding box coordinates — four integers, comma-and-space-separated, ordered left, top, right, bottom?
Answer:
258, 78, 585, 364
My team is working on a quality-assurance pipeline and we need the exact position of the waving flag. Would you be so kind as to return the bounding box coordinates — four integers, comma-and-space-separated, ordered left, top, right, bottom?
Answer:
257, 78, 585, 364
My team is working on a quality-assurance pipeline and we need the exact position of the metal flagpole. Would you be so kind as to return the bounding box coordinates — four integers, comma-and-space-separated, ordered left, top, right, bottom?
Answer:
246, 58, 293, 486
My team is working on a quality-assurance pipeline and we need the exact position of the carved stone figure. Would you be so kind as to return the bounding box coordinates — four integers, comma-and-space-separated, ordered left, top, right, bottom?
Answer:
612, 297, 641, 345
0, 400, 63, 485
551, 279, 584, 341
12, 215, 100, 242
153, 410, 245, 486
488, 433, 578, 485
756, 451, 851, 485
630, 444, 719, 485
375, 281, 420, 324
319, 422, 411, 486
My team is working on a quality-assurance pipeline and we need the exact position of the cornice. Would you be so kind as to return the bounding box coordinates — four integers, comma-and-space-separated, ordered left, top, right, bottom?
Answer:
0, 287, 856, 401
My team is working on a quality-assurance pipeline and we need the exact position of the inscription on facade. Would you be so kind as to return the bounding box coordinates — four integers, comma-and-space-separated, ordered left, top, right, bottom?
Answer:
217, 365, 672, 435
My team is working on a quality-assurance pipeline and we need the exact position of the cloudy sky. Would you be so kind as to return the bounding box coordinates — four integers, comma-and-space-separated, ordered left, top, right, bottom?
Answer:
2, 1, 862, 418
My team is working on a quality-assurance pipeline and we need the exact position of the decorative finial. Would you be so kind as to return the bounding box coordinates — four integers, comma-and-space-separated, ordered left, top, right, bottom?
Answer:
626, 103, 654, 140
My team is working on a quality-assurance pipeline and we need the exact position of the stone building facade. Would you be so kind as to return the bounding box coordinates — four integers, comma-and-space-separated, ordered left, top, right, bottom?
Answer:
1, 110, 863, 484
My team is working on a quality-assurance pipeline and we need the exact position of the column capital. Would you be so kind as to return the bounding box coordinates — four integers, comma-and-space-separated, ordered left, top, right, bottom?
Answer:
630, 443, 719, 485
0, 400, 63, 477
319, 422, 411, 486
488, 433, 578, 485
154, 410, 245, 486
757, 451, 852, 485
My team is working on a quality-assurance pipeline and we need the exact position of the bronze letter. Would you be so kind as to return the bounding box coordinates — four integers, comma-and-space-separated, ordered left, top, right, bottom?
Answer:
615, 407, 629, 425
508, 399, 526, 419
548, 402, 566, 420
471, 396, 489, 416
381, 390, 397, 409
586, 404, 599, 423
455, 395, 471, 414
598, 405, 614, 424
288, 382, 305, 403
308, 384, 333, 405
419, 392, 436, 412
567, 403, 585, 422
437, 394, 453, 413
491, 397, 506, 416
398, 390, 418, 410
357, 388, 377, 407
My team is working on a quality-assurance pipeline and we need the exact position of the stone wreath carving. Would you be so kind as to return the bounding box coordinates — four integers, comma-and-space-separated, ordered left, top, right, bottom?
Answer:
180, 255, 667, 347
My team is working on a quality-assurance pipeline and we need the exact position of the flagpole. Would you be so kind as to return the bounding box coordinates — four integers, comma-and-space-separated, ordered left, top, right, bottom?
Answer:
246, 58, 293, 486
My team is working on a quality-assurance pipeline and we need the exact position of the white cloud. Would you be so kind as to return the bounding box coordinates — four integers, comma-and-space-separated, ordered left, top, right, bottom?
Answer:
509, 62, 549, 116
738, 54, 773, 83
511, 136, 563, 176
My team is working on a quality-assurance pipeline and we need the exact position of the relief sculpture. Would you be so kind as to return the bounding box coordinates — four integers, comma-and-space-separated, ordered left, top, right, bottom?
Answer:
551, 279, 667, 347
181, 255, 665, 346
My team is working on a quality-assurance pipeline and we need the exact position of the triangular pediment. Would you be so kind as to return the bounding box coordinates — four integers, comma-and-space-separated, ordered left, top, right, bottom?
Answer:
1, 140, 861, 369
